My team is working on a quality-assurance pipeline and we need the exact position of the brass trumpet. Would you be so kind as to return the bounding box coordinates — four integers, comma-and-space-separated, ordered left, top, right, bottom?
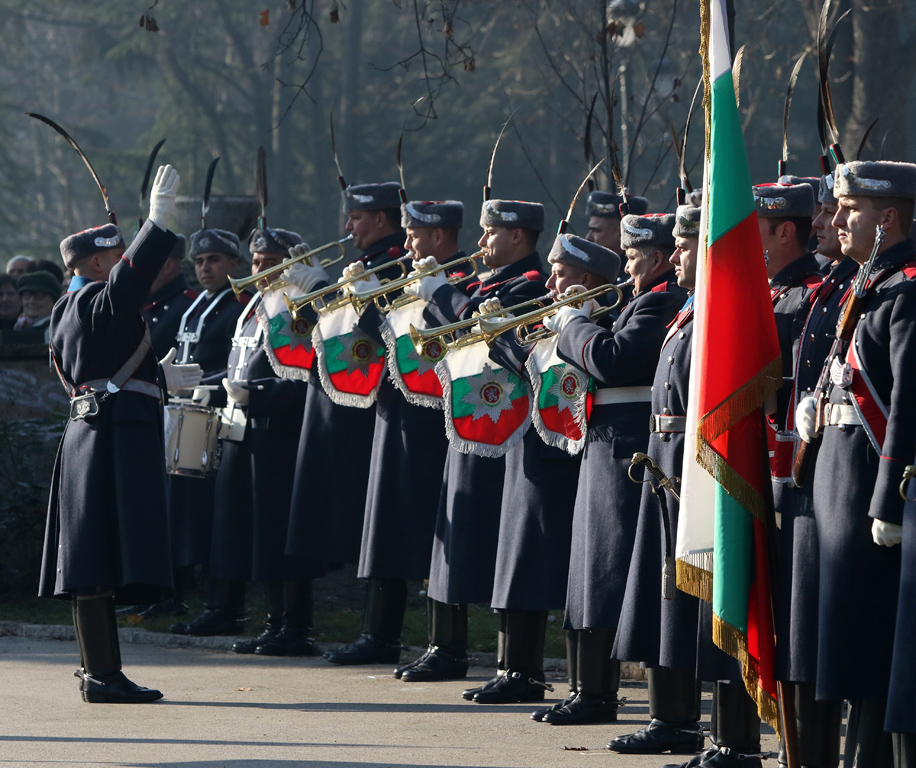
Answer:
408, 293, 554, 353
284, 255, 413, 320
229, 235, 352, 297
349, 251, 484, 314
478, 283, 622, 346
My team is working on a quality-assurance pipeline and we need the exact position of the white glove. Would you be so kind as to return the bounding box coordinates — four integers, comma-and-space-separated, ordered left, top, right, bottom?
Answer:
147, 165, 180, 231
409, 255, 439, 275
479, 297, 504, 315
543, 300, 597, 335
403, 272, 448, 301
222, 377, 249, 407
191, 387, 211, 406
283, 261, 330, 293
796, 396, 818, 443
872, 518, 903, 547
339, 262, 382, 297
159, 347, 202, 393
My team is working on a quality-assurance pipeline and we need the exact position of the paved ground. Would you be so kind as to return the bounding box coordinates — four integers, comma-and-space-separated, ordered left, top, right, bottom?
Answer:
0, 629, 780, 768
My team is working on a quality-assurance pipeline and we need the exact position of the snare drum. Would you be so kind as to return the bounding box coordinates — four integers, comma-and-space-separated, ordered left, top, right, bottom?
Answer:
164, 401, 221, 478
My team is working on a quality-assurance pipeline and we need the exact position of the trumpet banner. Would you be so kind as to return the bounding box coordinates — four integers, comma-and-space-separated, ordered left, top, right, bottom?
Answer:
435, 341, 531, 458
258, 290, 315, 382
379, 300, 446, 409
676, 0, 783, 733
524, 334, 592, 455
313, 301, 386, 408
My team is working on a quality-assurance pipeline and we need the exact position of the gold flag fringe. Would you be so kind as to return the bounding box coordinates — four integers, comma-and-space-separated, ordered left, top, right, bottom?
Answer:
696, 357, 782, 523
713, 614, 781, 737
676, 556, 713, 603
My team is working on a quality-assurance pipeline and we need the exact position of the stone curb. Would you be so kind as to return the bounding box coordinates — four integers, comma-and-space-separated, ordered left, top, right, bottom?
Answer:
0, 620, 645, 679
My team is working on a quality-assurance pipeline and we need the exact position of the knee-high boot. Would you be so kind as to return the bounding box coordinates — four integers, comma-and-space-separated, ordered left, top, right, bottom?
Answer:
462, 609, 506, 700
532, 628, 578, 721
845, 699, 894, 768
542, 628, 619, 724
323, 577, 405, 665
401, 599, 469, 682
74, 592, 162, 703
472, 609, 551, 704
254, 580, 320, 657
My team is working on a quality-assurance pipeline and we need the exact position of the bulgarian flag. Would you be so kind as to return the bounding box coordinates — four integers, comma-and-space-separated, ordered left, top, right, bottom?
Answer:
435, 341, 531, 458
257, 290, 315, 381
675, 0, 783, 731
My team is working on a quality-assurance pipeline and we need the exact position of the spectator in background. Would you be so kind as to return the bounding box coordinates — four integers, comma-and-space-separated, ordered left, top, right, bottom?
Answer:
6, 255, 35, 280
0, 274, 21, 330
15, 270, 61, 338
36, 259, 65, 290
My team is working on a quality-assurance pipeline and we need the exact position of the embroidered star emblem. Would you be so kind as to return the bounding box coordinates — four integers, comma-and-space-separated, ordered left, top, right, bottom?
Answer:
405, 336, 446, 374
275, 310, 312, 351
547, 365, 584, 415
460, 363, 516, 423
336, 324, 378, 375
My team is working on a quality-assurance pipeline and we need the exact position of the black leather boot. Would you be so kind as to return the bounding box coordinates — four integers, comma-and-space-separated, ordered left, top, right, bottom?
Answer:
680, 681, 761, 768
543, 628, 618, 724
257, 580, 321, 657
324, 578, 406, 665
74, 593, 163, 703
473, 610, 552, 704
532, 629, 579, 721
893, 732, 916, 768
785, 681, 842, 768
169, 579, 247, 636
463, 610, 505, 700
233, 582, 283, 654
608, 666, 702, 753
402, 600, 468, 681
845, 699, 894, 768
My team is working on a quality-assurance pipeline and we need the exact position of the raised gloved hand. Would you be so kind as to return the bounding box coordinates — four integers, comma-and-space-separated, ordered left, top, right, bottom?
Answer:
222, 377, 249, 407
872, 518, 903, 547
543, 299, 597, 335
159, 347, 202, 393
148, 165, 181, 231
283, 259, 330, 294
796, 396, 818, 443
403, 258, 448, 301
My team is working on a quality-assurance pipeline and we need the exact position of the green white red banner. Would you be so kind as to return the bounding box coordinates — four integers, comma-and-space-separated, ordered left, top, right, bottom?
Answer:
313, 301, 386, 408
379, 300, 446, 409
524, 334, 592, 455
258, 290, 315, 381
435, 340, 531, 457
675, 0, 783, 733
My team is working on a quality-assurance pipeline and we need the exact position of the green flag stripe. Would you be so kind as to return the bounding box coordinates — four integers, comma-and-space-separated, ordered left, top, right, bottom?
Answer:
712, 483, 752, 634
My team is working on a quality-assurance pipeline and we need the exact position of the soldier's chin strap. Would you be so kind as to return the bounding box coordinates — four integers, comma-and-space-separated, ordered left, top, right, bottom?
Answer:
629, 452, 681, 601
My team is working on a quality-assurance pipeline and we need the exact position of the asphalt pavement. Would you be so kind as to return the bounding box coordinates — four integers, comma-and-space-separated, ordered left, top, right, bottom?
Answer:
0, 625, 779, 768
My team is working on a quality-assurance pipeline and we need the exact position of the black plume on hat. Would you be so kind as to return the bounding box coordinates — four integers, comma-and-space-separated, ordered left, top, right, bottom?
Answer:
59, 224, 125, 268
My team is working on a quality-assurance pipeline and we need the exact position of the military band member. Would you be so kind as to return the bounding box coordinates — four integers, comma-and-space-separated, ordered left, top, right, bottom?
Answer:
584, 190, 649, 254
543, 213, 686, 727
406, 198, 549, 698
167, 228, 248, 634
39, 166, 203, 702
798, 160, 916, 768
200, 227, 321, 656
141, 234, 197, 359
281, 182, 409, 665
345, 199, 472, 681
771, 173, 851, 768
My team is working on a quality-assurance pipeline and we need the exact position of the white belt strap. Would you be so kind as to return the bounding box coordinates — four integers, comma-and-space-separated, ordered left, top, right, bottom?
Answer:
81, 378, 161, 400
593, 385, 653, 406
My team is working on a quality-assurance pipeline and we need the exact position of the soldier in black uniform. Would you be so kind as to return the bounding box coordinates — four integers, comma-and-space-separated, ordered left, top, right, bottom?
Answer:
799, 160, 916, 768
167, 229, 248, 634
771, 174, 851, 768
338, 200, 472, 680
544, 213, 686, 729
141, 234, 197, 359
408, 199, 550, 698
40, 166, 204, 702
282, 182, 409, 664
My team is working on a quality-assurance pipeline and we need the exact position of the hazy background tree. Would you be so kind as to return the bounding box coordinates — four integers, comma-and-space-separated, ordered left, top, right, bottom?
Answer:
2, 0, 914, 268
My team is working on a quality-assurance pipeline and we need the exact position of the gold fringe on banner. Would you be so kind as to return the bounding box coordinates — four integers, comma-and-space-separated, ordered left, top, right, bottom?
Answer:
676, 554, 714, 603
696, 357, 782, 522
713, 614, 781, 736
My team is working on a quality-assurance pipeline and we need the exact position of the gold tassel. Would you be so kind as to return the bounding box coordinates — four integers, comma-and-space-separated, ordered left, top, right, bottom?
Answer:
676, 556, 714, 603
